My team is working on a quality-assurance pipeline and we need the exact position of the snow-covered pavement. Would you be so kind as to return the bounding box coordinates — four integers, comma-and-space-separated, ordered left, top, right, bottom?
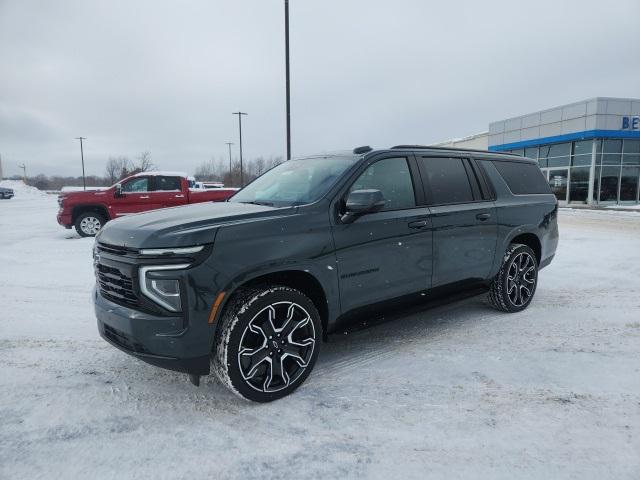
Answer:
1, 180, 639, 479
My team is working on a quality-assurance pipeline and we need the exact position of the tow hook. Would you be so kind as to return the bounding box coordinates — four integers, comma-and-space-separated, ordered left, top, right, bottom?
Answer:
188, 374, 201, 387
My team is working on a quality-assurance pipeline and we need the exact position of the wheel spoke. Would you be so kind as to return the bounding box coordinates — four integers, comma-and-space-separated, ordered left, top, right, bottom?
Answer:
264, 356, 289, 391
239, 346, 270, 380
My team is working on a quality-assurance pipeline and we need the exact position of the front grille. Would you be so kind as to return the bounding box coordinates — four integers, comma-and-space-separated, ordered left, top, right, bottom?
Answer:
96, 263, 138, 307
103, 325, 150, 354
97, 242, 137, 256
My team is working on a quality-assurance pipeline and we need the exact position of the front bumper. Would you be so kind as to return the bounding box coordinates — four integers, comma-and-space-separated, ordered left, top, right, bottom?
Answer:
57, 210, 72, 228
94, 287, 211, 375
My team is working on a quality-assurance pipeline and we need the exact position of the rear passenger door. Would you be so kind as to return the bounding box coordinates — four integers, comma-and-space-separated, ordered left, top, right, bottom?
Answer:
417, 156, 497, 287
151, 176, 188, 208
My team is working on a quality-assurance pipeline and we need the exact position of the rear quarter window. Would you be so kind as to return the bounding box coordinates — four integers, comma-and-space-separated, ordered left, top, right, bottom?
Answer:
491, 160, 551, 195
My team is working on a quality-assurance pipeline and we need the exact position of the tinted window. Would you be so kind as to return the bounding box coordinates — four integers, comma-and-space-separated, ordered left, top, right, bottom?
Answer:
419, 157, 474, 204
492, 161, 551, 195
155, 176, 181, 191
122, 177, 149, 192
349, 157, 415, 211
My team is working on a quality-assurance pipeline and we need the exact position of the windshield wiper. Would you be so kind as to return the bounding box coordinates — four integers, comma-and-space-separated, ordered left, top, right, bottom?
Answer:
240, 200, 275, 206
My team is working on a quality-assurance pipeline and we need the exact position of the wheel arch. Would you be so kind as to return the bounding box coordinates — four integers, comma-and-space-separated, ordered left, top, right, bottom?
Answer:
72, 204, 110, 223
217, 269, 331, 341
509, 232, 541, 264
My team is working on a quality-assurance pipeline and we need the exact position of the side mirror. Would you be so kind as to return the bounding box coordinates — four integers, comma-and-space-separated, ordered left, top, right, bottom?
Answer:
114, 184, 123, 198
341, 189, 385, 224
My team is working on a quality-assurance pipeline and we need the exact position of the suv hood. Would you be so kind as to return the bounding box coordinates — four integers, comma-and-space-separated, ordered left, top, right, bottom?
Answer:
97, 201, 293, 249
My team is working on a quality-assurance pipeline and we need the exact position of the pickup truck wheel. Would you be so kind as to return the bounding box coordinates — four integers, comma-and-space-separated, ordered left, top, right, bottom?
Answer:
75, 212, 105, 237
212, 286, 321, 402
489, 243, 538, 313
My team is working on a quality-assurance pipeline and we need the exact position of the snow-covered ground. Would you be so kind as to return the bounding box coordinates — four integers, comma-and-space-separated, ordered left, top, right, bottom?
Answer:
1, 180, 639, 479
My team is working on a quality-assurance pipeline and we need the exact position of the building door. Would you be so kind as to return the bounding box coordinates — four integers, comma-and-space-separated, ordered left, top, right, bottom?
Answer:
547, 169, 569, 203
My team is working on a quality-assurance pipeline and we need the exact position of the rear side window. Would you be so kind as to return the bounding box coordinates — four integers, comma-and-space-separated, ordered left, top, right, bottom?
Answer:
154, 176, 182, 191
492, 160, 551, 195
418, 157, 474, 204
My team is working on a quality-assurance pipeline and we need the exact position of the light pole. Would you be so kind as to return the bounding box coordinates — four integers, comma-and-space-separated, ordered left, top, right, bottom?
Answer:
19, 164, 26, 181
75, 137, 87, 191
284, 0, 291, 160
225, 142, 234, 184
232, 112, 248, 187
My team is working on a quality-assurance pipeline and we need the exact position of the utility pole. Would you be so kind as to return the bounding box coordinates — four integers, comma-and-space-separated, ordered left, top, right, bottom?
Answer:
19, 164, 26, 181
225, 142, 234, 185
284, 0, 291, 160
232, 112, 248, 187
75, 137, 87, 191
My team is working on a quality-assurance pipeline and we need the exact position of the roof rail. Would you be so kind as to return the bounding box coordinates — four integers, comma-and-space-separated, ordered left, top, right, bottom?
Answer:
390, 145, 521, 157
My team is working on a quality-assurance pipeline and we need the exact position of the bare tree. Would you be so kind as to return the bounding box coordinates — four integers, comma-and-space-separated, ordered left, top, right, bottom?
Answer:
135, 151, 154, 172
105, 156, 132, 183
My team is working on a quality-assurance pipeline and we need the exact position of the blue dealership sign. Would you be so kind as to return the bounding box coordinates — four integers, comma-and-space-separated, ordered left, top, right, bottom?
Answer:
622, 116, 640, 130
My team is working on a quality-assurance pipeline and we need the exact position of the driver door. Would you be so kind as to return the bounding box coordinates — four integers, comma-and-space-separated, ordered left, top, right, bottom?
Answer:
111, 176, 156, 217
331, 155, 433, 313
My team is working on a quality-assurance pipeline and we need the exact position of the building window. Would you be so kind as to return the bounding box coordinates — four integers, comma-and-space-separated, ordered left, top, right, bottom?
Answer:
622, 140, 640, 165
599, 166, 620, 202
524, 147, 538, 161
620, 167, 640, 202
540, 142, 571, 168
569, 167, 590, 202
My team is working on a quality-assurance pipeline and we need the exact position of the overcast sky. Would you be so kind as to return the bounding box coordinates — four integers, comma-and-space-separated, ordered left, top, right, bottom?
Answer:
1, 0, 639, 177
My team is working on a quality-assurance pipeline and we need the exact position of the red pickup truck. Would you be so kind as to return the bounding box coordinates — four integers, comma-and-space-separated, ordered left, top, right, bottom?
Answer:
57, 171, 238, 237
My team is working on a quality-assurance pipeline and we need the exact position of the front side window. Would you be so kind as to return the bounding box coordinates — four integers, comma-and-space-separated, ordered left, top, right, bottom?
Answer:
349, 157, 415, 211
122, 177, 149, 192
155, 176, 181, 191
419, 157, 474, 204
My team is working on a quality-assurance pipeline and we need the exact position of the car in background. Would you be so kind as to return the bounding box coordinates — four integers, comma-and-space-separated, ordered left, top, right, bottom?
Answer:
0, 186, 14, 199
191, 181, 228, 190
57, 171, 237, 237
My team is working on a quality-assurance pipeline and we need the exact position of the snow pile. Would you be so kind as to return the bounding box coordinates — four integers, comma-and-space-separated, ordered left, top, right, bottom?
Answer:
0, 179, 49, 198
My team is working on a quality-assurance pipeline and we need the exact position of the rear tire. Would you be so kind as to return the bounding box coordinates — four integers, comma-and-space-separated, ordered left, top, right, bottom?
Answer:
75, 212, 106, 237
489, 243, 538, 313
212, 286, 321, 402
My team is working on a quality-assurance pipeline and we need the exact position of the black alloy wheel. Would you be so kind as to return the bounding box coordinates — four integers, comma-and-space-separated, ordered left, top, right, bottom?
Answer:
213, 286, 321, 402
489, 243, 539, 312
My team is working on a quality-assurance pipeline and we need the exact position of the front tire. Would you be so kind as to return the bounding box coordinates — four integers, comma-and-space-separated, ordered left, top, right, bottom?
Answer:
74, 212, 105, 237
489, 243, 538, 312
212, 286, 321, 402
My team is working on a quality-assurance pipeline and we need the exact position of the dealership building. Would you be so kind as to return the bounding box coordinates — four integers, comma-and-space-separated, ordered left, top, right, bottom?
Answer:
436, 97, 640, 205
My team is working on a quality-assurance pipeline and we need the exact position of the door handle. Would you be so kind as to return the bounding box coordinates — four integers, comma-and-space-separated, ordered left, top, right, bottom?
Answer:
139, 195, 150, 199
476, 213, 491, 221
174, 194, 185, 198
408, 220, 428, 229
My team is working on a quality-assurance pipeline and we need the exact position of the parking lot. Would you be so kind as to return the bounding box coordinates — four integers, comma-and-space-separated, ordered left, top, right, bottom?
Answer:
1, 181, 639, 479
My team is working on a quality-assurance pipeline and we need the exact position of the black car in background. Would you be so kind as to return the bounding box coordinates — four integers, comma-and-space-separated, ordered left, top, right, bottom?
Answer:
0, 186, 14, 199
93, 146, 559, 402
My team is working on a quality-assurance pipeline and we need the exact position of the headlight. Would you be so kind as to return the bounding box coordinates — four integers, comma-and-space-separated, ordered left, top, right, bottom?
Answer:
58, 197, 64, 207
139, 264, 190, 312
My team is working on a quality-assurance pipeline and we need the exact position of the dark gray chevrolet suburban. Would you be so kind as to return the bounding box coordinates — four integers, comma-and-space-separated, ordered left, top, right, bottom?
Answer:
93, 146, 558, 402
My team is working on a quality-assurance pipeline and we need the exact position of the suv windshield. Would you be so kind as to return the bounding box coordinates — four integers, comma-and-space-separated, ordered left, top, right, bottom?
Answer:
230, 156, 358, 207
